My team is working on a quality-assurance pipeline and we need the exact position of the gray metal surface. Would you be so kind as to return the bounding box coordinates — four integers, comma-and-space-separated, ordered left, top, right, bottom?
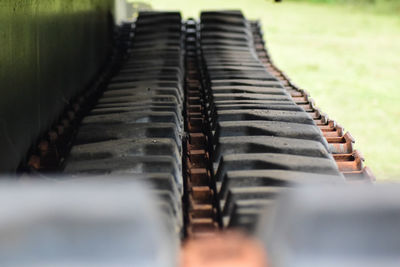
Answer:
257, 185, 400, 267
0, 179, 178, 267
0, 0, 114, 172
63, 12, 185, 235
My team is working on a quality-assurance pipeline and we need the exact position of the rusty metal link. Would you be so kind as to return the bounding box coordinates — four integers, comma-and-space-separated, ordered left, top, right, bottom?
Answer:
184, 19, 221, 237
26, 92, 92, 172
250, 21, 375, 183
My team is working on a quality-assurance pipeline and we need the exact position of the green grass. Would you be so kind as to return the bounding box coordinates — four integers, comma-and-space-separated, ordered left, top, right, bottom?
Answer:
133, 0, 400, 180
287, 0, 400, 15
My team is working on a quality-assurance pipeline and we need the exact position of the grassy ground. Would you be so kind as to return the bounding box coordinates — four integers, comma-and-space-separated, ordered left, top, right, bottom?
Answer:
134, 0, 400, 180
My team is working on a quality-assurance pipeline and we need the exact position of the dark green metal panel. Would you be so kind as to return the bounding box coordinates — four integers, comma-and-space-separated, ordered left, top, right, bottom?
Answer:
0, 0, 114, 172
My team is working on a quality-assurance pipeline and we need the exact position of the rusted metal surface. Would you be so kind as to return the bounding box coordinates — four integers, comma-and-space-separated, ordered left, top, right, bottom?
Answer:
181, 232, 268, 267
184, 19, 221, 237
250, 21, 375, 183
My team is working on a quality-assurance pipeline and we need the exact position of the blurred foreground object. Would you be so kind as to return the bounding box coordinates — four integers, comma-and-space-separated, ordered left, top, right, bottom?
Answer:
258, 185, 400, 267
181, 232, 268, 267
0, 179, 177, 267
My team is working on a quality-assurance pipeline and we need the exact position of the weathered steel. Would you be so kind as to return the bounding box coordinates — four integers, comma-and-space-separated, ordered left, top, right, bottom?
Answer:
184, 19, 220, 237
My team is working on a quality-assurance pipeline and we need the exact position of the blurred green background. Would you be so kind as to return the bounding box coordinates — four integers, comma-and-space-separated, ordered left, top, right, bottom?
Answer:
130, 0, 400, 180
